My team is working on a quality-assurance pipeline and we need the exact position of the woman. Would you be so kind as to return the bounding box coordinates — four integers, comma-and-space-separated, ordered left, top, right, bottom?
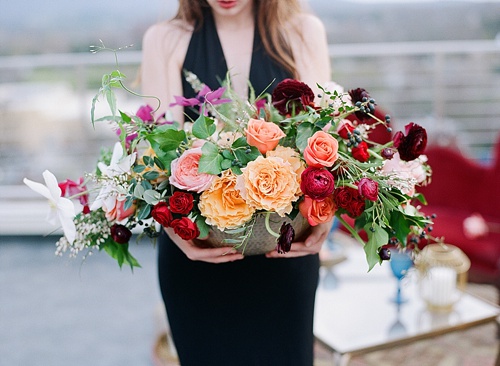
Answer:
141, 1, 331, 364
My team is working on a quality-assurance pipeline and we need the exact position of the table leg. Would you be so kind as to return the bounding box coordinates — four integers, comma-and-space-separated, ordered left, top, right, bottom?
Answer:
333, 351, 351, 366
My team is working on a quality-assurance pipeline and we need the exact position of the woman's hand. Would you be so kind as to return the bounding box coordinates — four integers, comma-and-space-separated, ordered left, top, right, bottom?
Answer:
265, 222, 332, 259
164, 227, 245, 264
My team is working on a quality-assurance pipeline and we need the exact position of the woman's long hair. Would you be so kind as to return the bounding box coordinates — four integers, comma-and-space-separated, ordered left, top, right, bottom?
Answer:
174, 0, 302, 78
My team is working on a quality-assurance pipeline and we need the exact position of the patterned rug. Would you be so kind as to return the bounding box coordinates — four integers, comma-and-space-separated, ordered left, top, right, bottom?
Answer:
152, 284, 499, 366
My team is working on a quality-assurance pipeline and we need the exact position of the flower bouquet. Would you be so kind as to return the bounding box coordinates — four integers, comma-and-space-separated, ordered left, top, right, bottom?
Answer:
24, 54, 433, 270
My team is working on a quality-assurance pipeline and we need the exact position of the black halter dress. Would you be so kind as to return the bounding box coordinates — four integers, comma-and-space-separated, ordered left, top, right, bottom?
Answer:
157, 10, 320, 366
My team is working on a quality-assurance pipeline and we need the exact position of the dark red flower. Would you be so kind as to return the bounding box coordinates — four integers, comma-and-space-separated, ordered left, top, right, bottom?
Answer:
271, 79, 315, 116
169, 191, 194, 215
110, 224, 132, 244
357, 178, 379, 201
300, 167, 335, 200
171, 217, 200, 240
333, 186, 366, 218
381, 147, 396, 160
348, 88, 372, 121
276, 222, 295, 254
393, 122, 427, 161
351, 141, 370, 162
151, 202, 173, 227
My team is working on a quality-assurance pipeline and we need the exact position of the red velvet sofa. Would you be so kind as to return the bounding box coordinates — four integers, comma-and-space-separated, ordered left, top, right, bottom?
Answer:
418, 135, 500, 287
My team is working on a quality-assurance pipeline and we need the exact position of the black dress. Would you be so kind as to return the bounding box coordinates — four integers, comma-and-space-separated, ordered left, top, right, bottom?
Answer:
158, 10, 320, 366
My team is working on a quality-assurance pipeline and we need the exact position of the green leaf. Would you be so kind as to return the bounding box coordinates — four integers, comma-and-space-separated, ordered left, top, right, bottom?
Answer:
234, 146, 260, 165
231, 137, 248, 149
389, 210, 412, 245
124, 196, 135, 211
221, 159, 233, 170
195, 215, 211, 239
143, 155, 154, 167
192, 114, 216, 139
295, 122, 318, 152
141, 180, 153, 191
137, 203, 152, 220
145, 128, 186, 152
154, 157, 165, 170
364, 224, 389, 271
142, 171, 159, 181
133, 165, 146, 173
119, 110, 132, 123
199, 142, 223, 175
143, 189, 162, 205
133, 184, 145, 198
105, 89, 117, 117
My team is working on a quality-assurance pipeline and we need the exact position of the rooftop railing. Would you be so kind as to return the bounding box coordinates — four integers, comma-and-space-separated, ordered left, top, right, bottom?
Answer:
1, 40, 499, 233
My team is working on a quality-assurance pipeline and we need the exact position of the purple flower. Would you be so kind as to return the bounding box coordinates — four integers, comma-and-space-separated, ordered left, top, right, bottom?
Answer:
393, 122, 427, 161
136, 105, 154, 122
276, 222, 295, 254
170, 85, 231, 115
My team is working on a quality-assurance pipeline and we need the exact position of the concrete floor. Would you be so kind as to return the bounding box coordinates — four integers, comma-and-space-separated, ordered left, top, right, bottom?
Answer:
0, 235, 163, 366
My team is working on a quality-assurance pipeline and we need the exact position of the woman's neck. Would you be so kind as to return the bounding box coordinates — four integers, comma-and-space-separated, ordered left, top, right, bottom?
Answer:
210, 5, 255, 32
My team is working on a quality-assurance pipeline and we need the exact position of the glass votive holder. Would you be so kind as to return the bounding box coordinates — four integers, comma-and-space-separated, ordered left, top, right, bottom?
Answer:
415, 244, 471, 312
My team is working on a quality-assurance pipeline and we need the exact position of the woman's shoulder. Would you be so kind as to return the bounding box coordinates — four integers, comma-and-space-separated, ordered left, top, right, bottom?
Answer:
143, 19, 193, 47
289, 12, 326, 39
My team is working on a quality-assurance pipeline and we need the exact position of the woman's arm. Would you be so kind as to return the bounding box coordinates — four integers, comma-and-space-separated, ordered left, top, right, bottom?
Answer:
291, 13, 332, 95
141, 21, 190, 123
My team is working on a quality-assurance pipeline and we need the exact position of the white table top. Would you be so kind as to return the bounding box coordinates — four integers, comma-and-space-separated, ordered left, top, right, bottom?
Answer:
314, 233, 500, 356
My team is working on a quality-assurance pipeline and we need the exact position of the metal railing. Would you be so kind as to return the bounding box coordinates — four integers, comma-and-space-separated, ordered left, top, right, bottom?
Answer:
1, 40, 499, 180
1, 39, 499, 234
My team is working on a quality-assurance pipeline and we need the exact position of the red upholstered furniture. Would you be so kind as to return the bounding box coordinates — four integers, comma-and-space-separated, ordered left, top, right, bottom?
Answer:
417, 135, 500, 287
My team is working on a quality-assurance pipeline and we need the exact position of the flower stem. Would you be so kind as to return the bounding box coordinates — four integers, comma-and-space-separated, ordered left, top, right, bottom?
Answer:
265, 212, 280, 238
336, 214, 365, 245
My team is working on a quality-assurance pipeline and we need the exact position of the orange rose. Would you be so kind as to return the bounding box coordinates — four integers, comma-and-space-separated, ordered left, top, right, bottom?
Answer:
245, 118, 286, 154
303, 131, 339, 168
199, 170, 255, 230
299, 195, 336, 226
235, 156, 300, 216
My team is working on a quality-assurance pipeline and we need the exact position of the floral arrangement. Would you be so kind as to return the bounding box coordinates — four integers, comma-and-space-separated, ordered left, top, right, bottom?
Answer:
24, 58, 434, 270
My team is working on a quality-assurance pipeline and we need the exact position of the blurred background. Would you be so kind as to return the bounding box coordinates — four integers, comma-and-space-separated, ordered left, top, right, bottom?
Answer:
1, 0, 499, 365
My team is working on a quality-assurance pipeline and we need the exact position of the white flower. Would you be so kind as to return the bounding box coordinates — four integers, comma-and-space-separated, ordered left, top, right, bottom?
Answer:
23, 170, 76, 244
90, 142, 136, 211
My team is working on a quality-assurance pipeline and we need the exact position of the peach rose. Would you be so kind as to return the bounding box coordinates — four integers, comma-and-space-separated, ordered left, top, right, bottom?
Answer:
169, 147, 215, 193
303, 131, 339, 168
299, 195, 336, 227
245, 118, 286, 154
235, 156, 300, 216
199, 170, 256, 230
104, 199, 135, 222
266, 145, 305, 190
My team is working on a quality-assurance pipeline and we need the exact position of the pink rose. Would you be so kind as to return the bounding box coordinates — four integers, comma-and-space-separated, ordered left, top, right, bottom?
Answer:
358, 178, 378, 201
303, 131, 339, 168
245, 118, 286, 154
169, 147, 216, 193
104, 199, 135, 222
